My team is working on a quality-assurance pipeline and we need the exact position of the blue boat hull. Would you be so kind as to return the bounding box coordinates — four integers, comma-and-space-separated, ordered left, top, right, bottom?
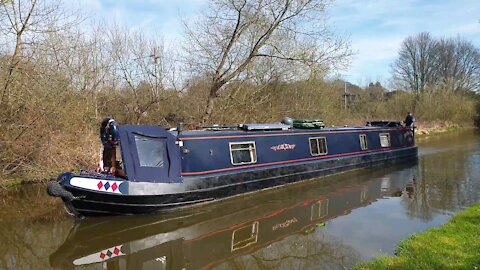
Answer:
59, 146, 417, 217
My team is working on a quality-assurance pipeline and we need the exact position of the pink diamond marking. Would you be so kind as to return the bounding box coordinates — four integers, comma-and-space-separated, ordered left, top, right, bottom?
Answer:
111, 182, 118, 192
97, 181, 103, 190
113, 247, 120, 255
99, 252, 106, 260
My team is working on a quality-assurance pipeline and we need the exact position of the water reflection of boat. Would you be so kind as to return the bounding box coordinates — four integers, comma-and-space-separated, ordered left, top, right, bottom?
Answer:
50, 161, 417, 270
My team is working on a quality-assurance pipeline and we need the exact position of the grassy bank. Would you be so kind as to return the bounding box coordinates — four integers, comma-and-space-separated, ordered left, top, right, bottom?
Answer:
0, 177, 43, 190
414, 122, 475, 139
0, 178, 22, 190
356, 202, 480, 270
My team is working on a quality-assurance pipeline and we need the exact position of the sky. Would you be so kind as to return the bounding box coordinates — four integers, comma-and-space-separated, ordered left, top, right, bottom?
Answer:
73, 0, 480, 86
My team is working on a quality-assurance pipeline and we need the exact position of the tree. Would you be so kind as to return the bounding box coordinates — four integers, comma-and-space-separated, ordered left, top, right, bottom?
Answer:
0, 0, 80, 108
393, 32, 480, 93
184, 0, 352, 124
107, 25, 170, 124
392, 32, 437, 93
434, 37, 480, 92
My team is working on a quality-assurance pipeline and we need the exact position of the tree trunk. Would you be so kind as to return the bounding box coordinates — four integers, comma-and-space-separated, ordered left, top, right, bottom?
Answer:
1, 35, 23, 108
201, 93, 216, 125
201, 83, 221, 125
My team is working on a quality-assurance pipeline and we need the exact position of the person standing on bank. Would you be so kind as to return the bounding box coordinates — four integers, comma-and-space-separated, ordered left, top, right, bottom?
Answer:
404, 112, 415, 127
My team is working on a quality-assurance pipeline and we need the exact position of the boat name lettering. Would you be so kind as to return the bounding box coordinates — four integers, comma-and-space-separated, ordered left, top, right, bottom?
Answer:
270, 143, 296, 151
272, 217, 298, 231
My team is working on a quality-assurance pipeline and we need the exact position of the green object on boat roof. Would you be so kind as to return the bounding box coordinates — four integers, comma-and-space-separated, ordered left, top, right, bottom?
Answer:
293, 119, 325, 129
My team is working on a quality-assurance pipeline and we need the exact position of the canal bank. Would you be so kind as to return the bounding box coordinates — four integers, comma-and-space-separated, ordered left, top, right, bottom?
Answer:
414, 121, 475, 138
356, 202, 480, 269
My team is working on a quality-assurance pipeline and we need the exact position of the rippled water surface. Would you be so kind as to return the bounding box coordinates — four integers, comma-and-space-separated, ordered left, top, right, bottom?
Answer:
1, 131, 480, 270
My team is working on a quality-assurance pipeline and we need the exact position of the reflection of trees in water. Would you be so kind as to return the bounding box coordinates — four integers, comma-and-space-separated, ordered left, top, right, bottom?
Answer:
213, 232, 360, 270
0, 184, 67, 221
0, 184, 72, 270
402, 168, 433, 221
403, 145, 480, 221
0, 220, 71, 270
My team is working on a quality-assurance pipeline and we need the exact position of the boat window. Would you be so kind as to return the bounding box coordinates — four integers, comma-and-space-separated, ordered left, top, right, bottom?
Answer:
134, 135, 166, 168
361, 189, 368, 202
379, 133, 390, 147
309, 137, 328, 156
230, 142, 257, 165
231, 221, 259, 252
359, 134, 368, 150
310, 199, 329, 221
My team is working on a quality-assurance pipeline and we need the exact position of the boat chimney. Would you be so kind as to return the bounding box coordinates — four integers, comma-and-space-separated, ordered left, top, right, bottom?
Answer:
281, 117, 293, 127
177, 122, 184, 135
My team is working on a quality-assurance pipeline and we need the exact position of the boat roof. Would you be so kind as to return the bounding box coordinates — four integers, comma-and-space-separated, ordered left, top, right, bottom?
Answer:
175, 124, 403, 139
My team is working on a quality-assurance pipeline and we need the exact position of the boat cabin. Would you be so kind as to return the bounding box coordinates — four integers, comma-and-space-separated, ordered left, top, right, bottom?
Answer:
101, 120, 415, 184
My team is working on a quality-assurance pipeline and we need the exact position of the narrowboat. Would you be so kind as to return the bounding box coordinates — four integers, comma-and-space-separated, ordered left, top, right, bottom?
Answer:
49, 162, 418, 269
47, 118, 417, 218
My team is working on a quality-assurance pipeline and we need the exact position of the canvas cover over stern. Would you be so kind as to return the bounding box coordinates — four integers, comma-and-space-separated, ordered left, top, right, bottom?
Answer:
117, 125, 182, 183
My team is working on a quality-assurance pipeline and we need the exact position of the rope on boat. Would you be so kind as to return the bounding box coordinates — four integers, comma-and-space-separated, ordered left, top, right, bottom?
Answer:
47, 181, 75, 202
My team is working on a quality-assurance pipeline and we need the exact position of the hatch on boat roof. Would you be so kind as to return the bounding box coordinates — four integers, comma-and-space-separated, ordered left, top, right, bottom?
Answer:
367, 121, 402, 127
239, 123, 291, 131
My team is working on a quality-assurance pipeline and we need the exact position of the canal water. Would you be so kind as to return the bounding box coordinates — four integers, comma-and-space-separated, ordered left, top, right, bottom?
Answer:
1, 131, 480, 270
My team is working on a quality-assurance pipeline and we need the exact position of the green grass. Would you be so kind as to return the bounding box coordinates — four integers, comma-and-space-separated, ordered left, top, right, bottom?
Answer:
356, 202, 480, 270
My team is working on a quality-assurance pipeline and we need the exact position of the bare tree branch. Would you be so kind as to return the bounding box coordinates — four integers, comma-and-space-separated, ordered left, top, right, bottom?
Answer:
393, 32, 480, 93
184, 0, 352, 124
